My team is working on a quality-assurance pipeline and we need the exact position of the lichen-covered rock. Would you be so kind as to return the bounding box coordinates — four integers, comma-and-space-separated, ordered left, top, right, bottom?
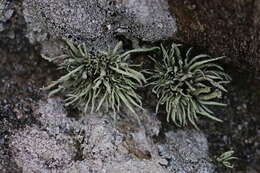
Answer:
158, 130, 215, 173
22, 0, 177, 55
11, 128, 74, 173
0, 0, 11, 32
168, 1, 260, 73
118, 0, 177, 42
10, 98, 167, 173
0, 0, 13, 24
10, 98, 215, 173
0, 0, 14, 37
0, 0, 30, 52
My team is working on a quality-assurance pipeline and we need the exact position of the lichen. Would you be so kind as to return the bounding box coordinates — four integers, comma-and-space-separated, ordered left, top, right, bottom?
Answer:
43, 40, 157, 119
149, 43, 231, 128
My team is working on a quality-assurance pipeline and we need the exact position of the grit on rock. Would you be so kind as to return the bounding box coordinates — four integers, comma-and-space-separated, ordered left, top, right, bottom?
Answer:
0, 0, 215, 172
22, 0, 177, 56
9, 98, 214, 173
168, 0, 260, 73
1, 0, 260, 172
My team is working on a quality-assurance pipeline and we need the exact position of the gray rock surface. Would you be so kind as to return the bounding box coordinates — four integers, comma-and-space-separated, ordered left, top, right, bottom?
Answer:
22, 0, 177, 56
10, 98, 215, 173
158, 131, 215, 173
0, 0, 13, 39
0, 0, 30, 53
0, 0, 13, 24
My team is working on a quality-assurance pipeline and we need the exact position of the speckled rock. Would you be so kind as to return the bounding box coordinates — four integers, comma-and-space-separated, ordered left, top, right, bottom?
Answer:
0, 0, 30, 53
10, 98, 166, 173
0, 0, 13, 24
158, 130, 215, 173
0, 0, 13, 40
9, 98, 215, 173
22, 0, 177, 56
168, 1, 260, 73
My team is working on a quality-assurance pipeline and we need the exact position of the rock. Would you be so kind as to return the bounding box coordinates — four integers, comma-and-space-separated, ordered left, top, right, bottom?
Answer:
118, 0, 177, 42
0, 0, 12, 34
11, 128, 74, 173
9, 98, 215, 173
0, 0, 14, 23
10, 98, 166, 173
168, 0, 260, 73
0, 23, 5, 32
0, 1, 259, 172
0, 46, 60, 173
158, 130, 215, 173
22, 0, 177, 56
0, 101, 23, 173
0, 0, 30, 52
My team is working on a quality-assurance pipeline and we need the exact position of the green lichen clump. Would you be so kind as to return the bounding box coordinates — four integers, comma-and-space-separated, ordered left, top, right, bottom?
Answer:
43, 40, 231, 129
149, 43, 231, 128
43, 40, 157, 117
216, 150, 237, 169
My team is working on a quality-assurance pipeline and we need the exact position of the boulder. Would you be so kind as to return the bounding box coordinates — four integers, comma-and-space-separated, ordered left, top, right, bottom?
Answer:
22, 0, 177, 56
9, 98, 215, 173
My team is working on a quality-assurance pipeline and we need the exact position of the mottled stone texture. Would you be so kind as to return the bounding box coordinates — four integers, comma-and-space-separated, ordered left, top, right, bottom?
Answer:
22, 0, 177, 54
169, 0, 260, 74
0, 0, 29, 53
0, 0, 13, 24
158, 131, 214, 172
9, 98, 215, 173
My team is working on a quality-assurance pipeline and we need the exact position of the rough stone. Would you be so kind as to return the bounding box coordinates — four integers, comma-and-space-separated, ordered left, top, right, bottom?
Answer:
11, 128, 74, 173
22, 0, 177, 56
168, 0, 260, 73
0, 0, 30, 53
0, 23, 5, 32
158, 130, 215, 173
10, 98, 215, 173
0, 0, 13, 23
0, 0, 12, 34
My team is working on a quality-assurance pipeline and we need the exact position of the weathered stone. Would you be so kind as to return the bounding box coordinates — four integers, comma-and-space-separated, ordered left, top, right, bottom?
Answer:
0, 0, 30, 53
11, 128, 74, 173
0, 0, 13, 23
158, 130, 215, 173
0, 23, 5, 32
10, 98, 215, 173
168, 0, 260, 73
22, 0, 177, 56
